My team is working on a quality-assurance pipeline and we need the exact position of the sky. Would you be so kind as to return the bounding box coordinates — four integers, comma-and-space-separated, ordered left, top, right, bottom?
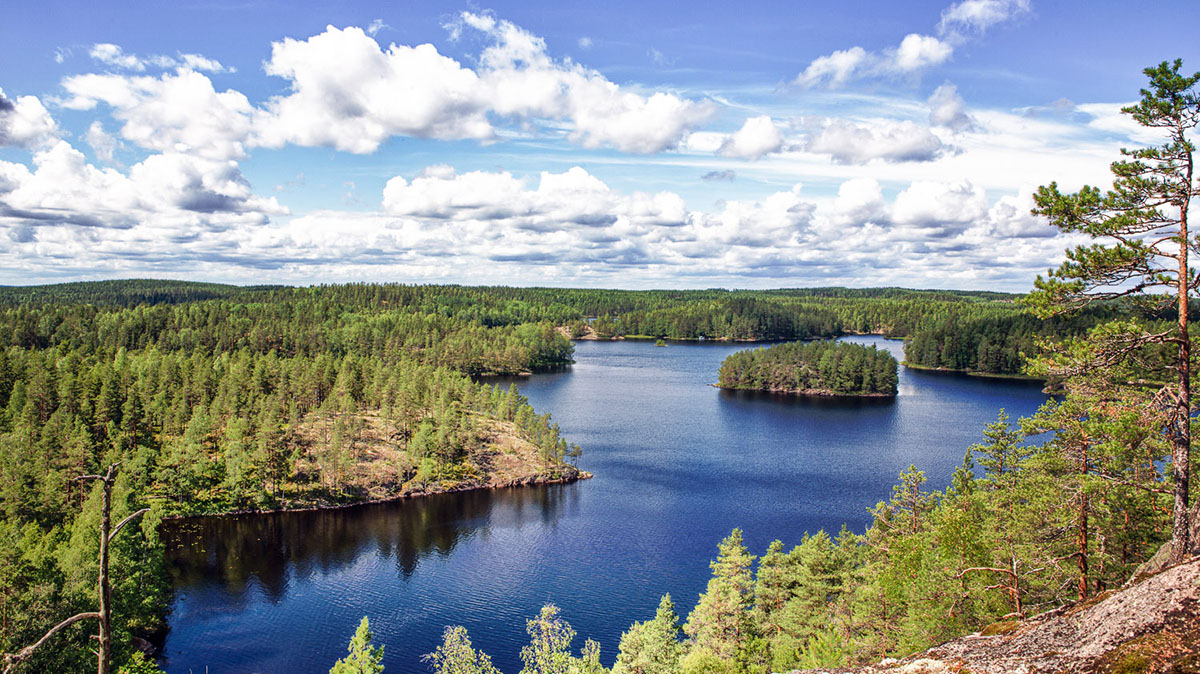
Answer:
1, 0, 1198, 291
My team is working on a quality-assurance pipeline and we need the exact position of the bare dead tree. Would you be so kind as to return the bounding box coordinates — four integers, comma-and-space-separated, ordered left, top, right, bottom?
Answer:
1, 464, 149, 674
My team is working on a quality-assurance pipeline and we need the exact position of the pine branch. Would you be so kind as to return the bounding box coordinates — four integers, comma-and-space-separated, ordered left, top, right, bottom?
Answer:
2, 612, 101, 674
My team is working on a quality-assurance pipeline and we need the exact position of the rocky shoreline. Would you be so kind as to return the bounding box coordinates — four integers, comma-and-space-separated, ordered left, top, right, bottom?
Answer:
711, 383, 896, 398
163, 467, 593, 521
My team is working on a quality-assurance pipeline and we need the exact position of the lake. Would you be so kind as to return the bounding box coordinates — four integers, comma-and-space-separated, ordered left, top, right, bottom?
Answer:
160, 337, 1050, 674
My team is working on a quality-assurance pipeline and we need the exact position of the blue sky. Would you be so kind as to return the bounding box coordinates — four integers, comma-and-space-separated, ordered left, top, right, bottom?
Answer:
1, 0, 1197, 289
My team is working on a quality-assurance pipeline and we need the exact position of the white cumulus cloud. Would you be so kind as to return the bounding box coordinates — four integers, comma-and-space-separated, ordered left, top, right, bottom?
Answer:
796, 35, 953, 87
891, 179, 987, 234
0, 139, 284, 233
928, 83, 977, 131
718, 115, 785, 159
893, 34, 954, 72
804, 118, 946, 163
61, 69, 254, 160
382, 165, 686, 233
253, 17, 712, 155
254, 26, 493, 153
460, 12, 714, 153
0, 89, 59, 149
828, 177, 889, 226
795, 47, 871, 88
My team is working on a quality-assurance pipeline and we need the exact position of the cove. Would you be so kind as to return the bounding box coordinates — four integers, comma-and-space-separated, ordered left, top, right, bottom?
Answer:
160, 337, 1050, 674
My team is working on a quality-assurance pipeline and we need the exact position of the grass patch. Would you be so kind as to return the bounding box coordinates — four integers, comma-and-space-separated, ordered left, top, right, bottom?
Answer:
979, 621, 1021, 636
1112, 653, 1152, 674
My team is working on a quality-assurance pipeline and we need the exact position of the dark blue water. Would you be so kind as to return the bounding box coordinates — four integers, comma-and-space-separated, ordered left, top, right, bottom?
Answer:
160, 337, 1048, 674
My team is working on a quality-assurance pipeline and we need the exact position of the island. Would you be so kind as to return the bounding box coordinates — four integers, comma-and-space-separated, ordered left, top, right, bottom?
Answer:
716, 340, 899, 396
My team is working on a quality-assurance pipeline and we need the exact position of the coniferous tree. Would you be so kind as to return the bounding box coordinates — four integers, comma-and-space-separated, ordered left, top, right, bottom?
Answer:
684, 529, 756, 663
613, 595, 684, 674
520, 605, 577, 674
330, 616, 384, 674
1026, 59, 1200, 560
425, 626, 501, 674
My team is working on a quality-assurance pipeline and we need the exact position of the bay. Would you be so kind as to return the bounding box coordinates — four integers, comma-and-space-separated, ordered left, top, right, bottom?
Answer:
161, 337, 1049, 674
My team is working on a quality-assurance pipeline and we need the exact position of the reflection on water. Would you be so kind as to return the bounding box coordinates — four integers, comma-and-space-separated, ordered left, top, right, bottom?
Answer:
717, 387, 898, 409
165, 485, 574, 591
161, 485, 580, 674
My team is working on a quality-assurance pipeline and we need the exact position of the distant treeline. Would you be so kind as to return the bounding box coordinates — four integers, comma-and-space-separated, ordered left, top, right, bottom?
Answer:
0, 280, 1119, 375
0, 289, 573, 376
0, 279, 283, 308
717, 341, 898, 396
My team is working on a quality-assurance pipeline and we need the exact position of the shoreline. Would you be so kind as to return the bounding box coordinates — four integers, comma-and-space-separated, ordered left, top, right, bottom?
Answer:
162, 469, 593, 521
571, 330, 893, 344
711, 383, 896, 398
901, 361, 1045, 382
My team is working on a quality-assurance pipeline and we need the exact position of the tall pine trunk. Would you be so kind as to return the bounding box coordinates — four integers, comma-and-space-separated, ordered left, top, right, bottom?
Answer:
1174, 143, 1193, 562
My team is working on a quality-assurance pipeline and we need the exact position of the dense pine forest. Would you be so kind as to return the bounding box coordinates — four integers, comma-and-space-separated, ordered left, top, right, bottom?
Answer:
0, 282, 585, 673
0, 277, 1182, 673
717, 341, 898, 396
0, 280, 1115, 376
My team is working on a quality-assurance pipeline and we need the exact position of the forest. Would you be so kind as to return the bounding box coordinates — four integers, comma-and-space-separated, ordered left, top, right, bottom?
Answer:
0, 285, 583, 673
0, 280, 1114, 376
0, 280, 1129, 673
716, 341, 898, 396
0, 280, 1177, 674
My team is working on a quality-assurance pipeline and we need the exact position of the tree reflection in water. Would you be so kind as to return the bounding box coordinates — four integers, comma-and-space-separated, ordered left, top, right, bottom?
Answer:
162, 484, 574, 604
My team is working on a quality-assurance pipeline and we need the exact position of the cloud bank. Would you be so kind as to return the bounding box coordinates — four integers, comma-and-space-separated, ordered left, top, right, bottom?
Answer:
0, 4, 1137, 291
1, 149, 1072, 288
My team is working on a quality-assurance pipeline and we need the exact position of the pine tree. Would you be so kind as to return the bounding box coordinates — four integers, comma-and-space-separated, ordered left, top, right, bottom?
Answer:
1026, 59, 1200, 561
330, 616, 385, 674
425, 626, 501, 674
613, 594, 684, 674
684, 529, 756, 662
520, 604, 576, 674
571, 639, 607, 674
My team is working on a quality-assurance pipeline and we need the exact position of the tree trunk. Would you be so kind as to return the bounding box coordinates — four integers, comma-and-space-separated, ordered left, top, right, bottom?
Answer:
97, 472, 112, 674
1079, 445, 1089, 599
1078, 490, 1089, 600
1173, 166, 1193, 563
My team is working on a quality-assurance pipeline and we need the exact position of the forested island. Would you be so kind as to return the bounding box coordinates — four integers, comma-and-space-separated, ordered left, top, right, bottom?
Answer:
716, 341, 898, 396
